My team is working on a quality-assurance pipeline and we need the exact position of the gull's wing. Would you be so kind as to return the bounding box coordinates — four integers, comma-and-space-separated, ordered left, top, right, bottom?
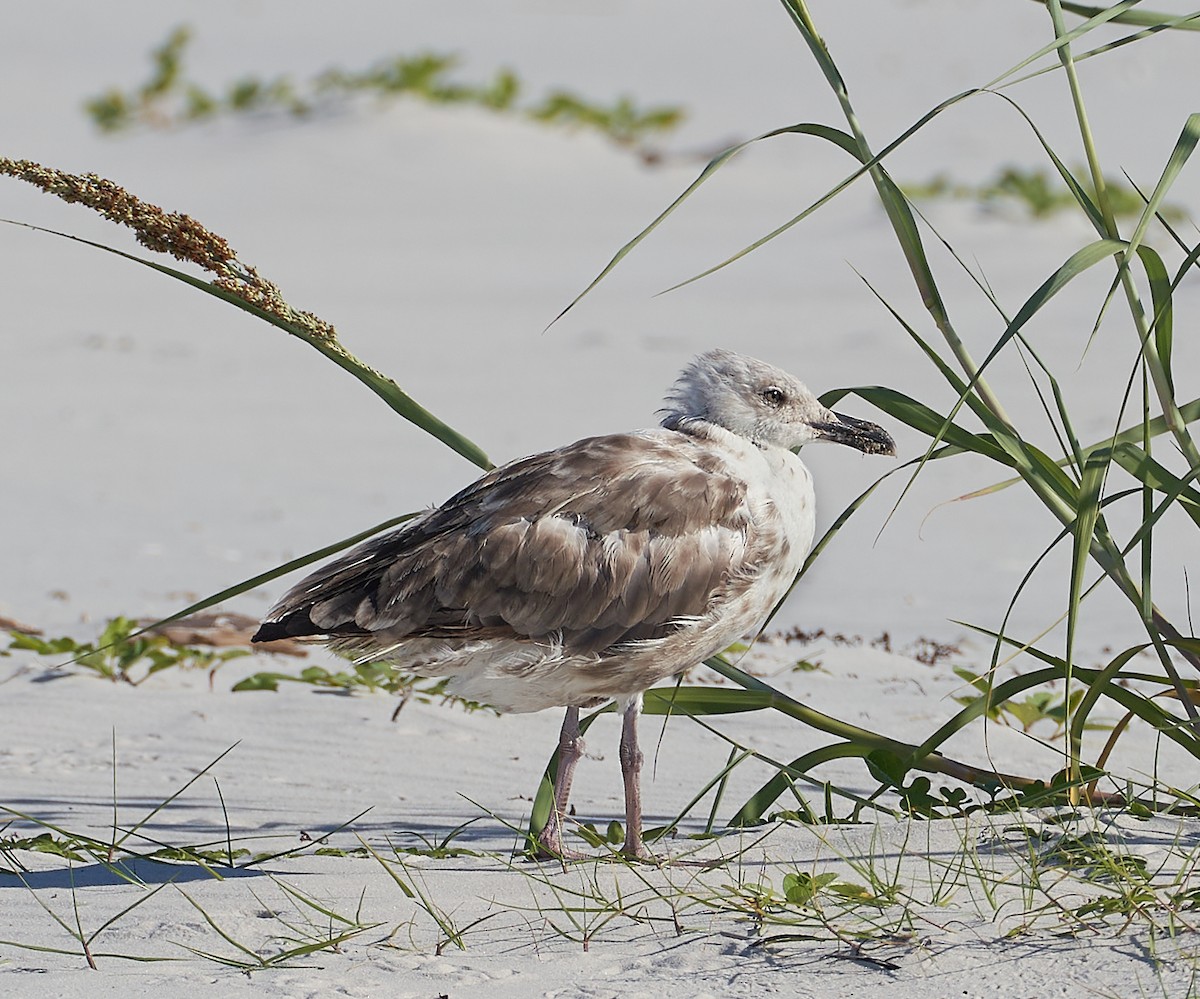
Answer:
254, 430, 752, 655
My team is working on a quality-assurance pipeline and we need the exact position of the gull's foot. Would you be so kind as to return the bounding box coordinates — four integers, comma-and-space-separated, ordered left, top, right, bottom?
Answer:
533, 845, 593, 863
620, 838, 656, 863
619, 850, 726, 869
533, 830, 591, 863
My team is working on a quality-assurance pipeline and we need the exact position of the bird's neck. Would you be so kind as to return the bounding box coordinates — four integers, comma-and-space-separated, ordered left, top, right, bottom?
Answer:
661, 413, 771, 453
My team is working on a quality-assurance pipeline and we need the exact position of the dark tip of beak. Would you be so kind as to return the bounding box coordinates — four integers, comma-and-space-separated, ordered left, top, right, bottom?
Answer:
812, 412, 896, 456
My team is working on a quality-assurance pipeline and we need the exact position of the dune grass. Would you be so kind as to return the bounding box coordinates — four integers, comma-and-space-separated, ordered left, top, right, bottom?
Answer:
0, 743, 378, 969
5, 760, 1200, 972
553, 0, 1200, 819
84, 25, 684, 159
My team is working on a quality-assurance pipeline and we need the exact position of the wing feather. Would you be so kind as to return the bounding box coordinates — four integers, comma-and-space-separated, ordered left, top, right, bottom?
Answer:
255, 430, 753, 654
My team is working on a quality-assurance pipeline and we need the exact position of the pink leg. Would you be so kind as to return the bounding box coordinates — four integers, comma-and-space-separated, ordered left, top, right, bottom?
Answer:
537, 705, 586, 859
619, 694, 653, 860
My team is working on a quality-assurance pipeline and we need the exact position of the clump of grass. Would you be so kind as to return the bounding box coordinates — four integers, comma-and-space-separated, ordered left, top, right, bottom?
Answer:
362, 839, 498, 955
976, 810, 1200, 939
385, 821, 484, 860
425, 803, 1200, 964
4, 609, 494, 711
508, 860, 694, 951
0, 742, 377, 969
7, 616, 248, 684
551, 0, 1200, 825
903, 165, 1188, 220
174, 878, 378, 970
4, 624, 500, 718
231, 657, 497, 716
1, 870, 177, 969
950, 665, 1115, 736
84, 25, 684, 157
637, 809, 1200, 959
700, 867, 911, 961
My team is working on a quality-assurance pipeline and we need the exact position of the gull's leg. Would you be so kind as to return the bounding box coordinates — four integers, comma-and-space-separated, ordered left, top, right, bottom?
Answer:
618, 693, 654, 861
536, 705, 585, 859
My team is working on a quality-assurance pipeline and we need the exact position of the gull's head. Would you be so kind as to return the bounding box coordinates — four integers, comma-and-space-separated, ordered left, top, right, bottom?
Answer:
662, 349, 896, 455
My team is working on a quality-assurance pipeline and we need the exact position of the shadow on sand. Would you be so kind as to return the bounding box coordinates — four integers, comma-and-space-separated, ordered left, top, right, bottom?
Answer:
0, 856, 264, 890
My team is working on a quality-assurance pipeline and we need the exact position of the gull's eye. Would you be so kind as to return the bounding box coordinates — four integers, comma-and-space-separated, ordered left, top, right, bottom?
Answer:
760, 386, 786, 408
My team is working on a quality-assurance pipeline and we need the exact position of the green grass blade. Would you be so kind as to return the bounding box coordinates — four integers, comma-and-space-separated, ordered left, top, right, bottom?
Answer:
966, 625, 1200, 759
1003, 11, 1200, 91
0, 938, 177, 963
558, 87, 978, 313
641, 687, 775, 715
1131, 243, 1189, 443
159, 512, 419, 626
1126, 113, 1200, 257
987, 92, 1105, 229
986, 1, 1139, 86
174, 888, 264, 965
550, 122, 850, 324
728, 743, 880, 827
114, 744, 240, 852
965, 397, 1200, 498
84, 882, 174, 948
659, 97, 960, 311
0, 219, 493, 471
703, 656, 1032, 783
993, 239, 1129, 357
819, 385, 1012, 465
850, 270, 999, 428
840, 274, 1055, 527
1110, 443, 1200, 527
1065, 449, 1111, 775
768, 458, 925, 619
51, 512, 419, 673
237, 808, 372, 869
1121, 117, 1200, 400
763, 453, 964, 632
921, 237, 1131, 495
1031, 0, 1200, 30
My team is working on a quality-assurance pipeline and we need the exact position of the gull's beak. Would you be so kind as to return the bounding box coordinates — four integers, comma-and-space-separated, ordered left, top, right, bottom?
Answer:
811, 412, 896, 456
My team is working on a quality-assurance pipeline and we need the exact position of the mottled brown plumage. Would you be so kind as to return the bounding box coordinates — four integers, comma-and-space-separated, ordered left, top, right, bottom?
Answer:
259, 431, 751, 663
253, 349, 895, 859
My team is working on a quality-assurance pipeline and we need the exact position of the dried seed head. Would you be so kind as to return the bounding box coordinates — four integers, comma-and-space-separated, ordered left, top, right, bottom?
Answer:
0, 157, 340, 348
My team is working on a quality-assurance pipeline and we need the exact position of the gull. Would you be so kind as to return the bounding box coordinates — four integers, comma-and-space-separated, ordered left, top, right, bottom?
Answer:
252, 349, 895, 859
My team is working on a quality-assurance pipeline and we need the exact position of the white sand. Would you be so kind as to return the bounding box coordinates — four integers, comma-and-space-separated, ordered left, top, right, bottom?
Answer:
4, 1, 1200, 994
4, 645, 1199, 996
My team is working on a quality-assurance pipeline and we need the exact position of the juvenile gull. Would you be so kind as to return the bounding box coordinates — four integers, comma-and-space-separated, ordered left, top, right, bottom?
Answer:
252, 349, 895, 859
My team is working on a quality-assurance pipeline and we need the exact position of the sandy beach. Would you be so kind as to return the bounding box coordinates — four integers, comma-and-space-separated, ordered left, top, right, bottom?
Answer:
4, 639, 1199, 996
